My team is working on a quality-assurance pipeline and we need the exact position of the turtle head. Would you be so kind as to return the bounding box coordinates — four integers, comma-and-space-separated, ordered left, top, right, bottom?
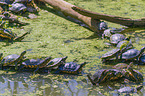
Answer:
20, 51, 27, 56
125, 36, 131, 41
0, 53, 3, 58
140, 47, 145, 54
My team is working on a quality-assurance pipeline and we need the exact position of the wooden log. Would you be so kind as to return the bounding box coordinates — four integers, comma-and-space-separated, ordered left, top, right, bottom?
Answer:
72, 6, 145, 28
40, 0, 104, 34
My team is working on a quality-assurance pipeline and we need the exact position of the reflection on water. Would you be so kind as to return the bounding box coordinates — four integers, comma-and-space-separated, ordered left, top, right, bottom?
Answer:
0, 71, 144, 96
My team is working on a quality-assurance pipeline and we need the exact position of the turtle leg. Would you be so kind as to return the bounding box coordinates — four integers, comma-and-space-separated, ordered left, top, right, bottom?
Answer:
34, 67, 39, 73
87, 74, 96, 86
14, 62, 18, 71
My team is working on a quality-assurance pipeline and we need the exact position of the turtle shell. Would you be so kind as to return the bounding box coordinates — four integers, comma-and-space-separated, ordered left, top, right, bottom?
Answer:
98, 21, 108, 31
0, 0, 13, 5
46, 56, 67, 69
1, 51, 26, 66
110, 34, 125, 44
9, 3, 27, 13
53, 62, 86, 74
121, 49, 140, 60
101, 48, 120, 60
116, 40, 133, 49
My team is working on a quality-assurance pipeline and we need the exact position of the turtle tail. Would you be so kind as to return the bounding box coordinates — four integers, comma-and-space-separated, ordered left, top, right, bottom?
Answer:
87, 74, 96, 85
14, 32, 30, 41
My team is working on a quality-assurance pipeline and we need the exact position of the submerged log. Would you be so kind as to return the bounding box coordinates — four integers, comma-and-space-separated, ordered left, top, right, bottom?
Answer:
72, 6, 145, 28
40, 0, 104, 34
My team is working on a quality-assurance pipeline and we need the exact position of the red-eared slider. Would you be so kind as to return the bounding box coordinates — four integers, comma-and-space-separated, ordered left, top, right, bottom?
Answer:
1, 50, 26, 70
98, 21, 108, 31
9, 3, 27, 14
0, 28, 30, 41
101, 48, 121, 61
46, 56, 68, 69
118, 85, 143, 94
54, 62, 87, 74
19, 57, 51, 73
120, 47, 145, 62
110, 34, 125, 45
113, 62, 133, 69
87, 69, 123, 85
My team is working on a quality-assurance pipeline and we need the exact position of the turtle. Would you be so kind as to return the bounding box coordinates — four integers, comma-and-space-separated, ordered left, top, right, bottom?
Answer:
98, 21, 108, 31
0, 0, 12, 5
110, 33, 125, 45
110, 28, 125, 34
101, 48, 121, 61
46, 56, 68, 69
9, 3, 27, 14
102, 29, 112, 39
139, 54, 145, 64
117, 85, 143, 94
19, 57, 52, 73
53, 62, 87, 74
1, 50, 27, 70
120, 47, 145, 62
0, 28, 30, 41
87, 69, 124, 85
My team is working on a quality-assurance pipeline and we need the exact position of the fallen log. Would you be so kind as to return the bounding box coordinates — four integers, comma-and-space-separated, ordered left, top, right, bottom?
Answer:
40, 0, 105, 34
72, 6, 145, 28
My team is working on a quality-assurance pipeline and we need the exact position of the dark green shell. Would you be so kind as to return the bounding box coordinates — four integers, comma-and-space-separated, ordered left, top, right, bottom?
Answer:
116, 40, 133, 49
110, 34, 125, 44
121, 47, 145, 60
140, 54, 145, 64
58, 62, 86, 74
102, 29, 112, 39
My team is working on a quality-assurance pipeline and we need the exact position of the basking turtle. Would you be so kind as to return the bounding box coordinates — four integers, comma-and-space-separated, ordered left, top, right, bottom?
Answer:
53, 62, 87, 74
9, 3, 27, 14
87, 69, 123, 85
46, 56, 68, 69
102, 29, 112, 39
120, 47, 145, 62
101, 48, 121, 61
110, 34, 125, 45
19, 57, 51, 73
1, 50, 27, 70
0, 28, 30, 41
118, 85, 143, 94
98, 21, 108, 31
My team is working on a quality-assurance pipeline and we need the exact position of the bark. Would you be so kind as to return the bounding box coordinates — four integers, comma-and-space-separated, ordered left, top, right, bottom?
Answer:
40, 0, 103, 34
72, 6, 145, 28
